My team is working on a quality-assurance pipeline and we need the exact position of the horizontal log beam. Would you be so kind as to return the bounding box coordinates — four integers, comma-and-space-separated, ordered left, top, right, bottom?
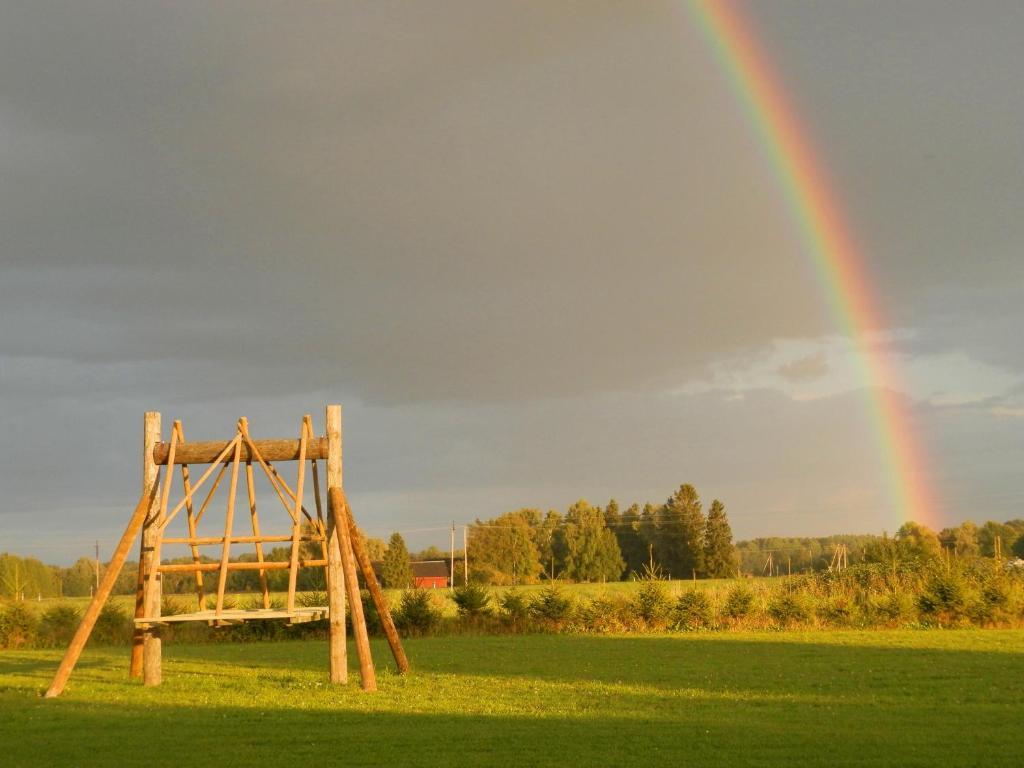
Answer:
162, 535, 324, 546
158, 559, 327, 573
153, 438, 328, 466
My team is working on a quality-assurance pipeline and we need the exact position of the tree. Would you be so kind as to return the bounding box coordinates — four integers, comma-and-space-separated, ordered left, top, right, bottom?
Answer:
364, 537, 388, 562
978, 521, 1018, 558
381, 532, 413, 589
614, 503, 648, 577
894, 522, 941, 561
61, 557, 99, 597
534, 510, 562, 580
703, 500, 736, 578
556, 500, 624, 582
466, 510, 543, 585
657, 484, 704, 578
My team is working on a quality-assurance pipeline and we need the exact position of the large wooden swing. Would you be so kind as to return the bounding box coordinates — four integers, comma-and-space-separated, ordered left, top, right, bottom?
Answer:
45, 405, 408, 698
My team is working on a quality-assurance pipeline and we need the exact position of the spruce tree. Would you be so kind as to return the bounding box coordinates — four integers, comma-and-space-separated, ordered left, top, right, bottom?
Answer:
658, 484, 704, 578
381, 532, 414, 588
702, 499, 736, 578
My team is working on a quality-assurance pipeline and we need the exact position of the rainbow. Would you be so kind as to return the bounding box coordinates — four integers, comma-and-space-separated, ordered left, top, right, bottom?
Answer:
686, 0, 936, 527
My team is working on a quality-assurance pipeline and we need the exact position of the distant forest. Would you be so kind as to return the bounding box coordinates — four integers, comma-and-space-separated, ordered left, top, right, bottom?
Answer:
3, 486, 1023, 597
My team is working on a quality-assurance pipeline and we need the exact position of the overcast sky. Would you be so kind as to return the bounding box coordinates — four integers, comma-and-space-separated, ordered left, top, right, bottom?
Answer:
2, 1, 1022, 564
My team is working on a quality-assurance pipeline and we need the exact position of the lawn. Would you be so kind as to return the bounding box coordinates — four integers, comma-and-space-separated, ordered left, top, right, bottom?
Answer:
1, 630, 1022, 767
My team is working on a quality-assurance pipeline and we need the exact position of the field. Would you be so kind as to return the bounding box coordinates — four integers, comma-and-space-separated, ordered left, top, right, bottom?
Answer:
2, 630, 1023, 767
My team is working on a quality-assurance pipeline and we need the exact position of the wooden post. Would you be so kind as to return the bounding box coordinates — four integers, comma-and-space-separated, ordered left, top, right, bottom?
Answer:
330, 487, 376, 691
325, 405, 347, 683
133, 411, 160, 681
463, 525, 468, 584
336, 488, 410, 675
143, 415, 175, 686
45, 485, 158, 698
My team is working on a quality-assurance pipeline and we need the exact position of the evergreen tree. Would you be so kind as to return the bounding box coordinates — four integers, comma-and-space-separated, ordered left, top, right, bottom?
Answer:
557, 500, 624, 582
657, 484, 704, 578
702, 500, 736, 578
381, 532, 413, 589
614, 503, 648, 576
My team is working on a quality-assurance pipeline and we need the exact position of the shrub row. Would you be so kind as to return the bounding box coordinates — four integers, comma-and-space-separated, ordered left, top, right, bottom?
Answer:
3, 562, 1022, 649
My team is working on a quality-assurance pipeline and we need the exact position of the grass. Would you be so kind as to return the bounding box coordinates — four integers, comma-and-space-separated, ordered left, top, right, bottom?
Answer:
2, 630, 1023, 766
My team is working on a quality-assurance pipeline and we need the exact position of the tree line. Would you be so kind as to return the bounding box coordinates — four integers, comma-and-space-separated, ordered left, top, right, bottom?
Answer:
460, 484, 736, 585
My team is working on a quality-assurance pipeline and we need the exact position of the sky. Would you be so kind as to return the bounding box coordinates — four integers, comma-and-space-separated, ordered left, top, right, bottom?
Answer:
1, 1, 1022, 564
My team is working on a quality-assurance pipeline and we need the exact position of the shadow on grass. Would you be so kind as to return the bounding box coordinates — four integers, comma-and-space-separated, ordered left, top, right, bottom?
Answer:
4, 634, 1023, 767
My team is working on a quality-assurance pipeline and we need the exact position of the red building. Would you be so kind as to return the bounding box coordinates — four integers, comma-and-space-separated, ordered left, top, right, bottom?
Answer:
411, 560, 449, 589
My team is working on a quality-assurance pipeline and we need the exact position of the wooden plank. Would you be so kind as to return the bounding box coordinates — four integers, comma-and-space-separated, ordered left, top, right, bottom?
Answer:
45, 485, 159, 697
162, 534, 321, 545
157, 559, 327, 573
154, 437, 328, 465
134, 607, 328, 626
131, 411, 160, 678
334, 487, 410, 675
214, 438, 242, 616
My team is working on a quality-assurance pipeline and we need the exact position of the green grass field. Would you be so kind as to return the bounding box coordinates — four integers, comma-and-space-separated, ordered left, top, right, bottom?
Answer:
2, 630, 1022, 767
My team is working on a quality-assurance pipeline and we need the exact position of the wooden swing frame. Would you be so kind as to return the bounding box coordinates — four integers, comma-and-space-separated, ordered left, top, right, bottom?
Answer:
45, 405, 409, 698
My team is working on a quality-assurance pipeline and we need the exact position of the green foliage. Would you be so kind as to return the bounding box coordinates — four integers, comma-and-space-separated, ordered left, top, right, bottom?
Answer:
529, 585, 574, 623
917, 570, 967, 620
556, 500, 625, 582
92, 603, 132, 645
768, 592, 813, 625
0, 601, 38, 648
382, 532, 413, 589
498, 590, 530, 624
37, 604, 80, 647
675, 590, 713, 630
703, 500, 736, 578
722, 585, 755, 619
467, 510, 544, 585
452, 582, 492, 618
656, 484, 705, 579
395, 589, 442, 635
631, 580, 673, 627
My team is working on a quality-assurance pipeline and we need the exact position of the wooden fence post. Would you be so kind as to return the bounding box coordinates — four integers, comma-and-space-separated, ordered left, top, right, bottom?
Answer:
141, 412, 163, 685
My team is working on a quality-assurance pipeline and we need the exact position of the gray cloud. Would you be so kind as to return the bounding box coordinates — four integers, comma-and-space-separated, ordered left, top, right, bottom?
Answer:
1, 1, 1022, 561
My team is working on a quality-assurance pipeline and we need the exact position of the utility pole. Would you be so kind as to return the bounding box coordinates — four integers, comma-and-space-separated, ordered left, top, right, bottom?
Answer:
450, 521, 455, 590
462, 525, 468, 584
95, 540, 101, 592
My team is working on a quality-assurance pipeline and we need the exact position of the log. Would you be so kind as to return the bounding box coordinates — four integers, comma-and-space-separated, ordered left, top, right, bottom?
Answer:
325, 405, 347, 684
46, 484, 158, 697
157, 559, 327, 573
332, 487, 410, 675
154, 438, 328, 465
330, 488, 377, 691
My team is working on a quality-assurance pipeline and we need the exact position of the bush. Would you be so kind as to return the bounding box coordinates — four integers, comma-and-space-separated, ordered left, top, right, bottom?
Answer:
452, 583, 492, 618
917, 571, 967, 620
499, 590, 530, 625
576, 594, 635, 633
395, 589, 442, 635
529, 585, 574, 625
92, 603, 132, 645
675, 590, 713, 630
38, 605, 80, 647
768, 593, 813, 625
722, 585, 755, 619
632, 581, 673, 628
0, 602, 38, 649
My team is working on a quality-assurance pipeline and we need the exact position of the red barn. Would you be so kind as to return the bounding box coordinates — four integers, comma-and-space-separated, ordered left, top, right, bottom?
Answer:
411, 560, 449, 589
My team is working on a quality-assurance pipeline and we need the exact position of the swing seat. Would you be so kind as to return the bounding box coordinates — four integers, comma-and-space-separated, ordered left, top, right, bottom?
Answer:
133, 605, 329, 628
